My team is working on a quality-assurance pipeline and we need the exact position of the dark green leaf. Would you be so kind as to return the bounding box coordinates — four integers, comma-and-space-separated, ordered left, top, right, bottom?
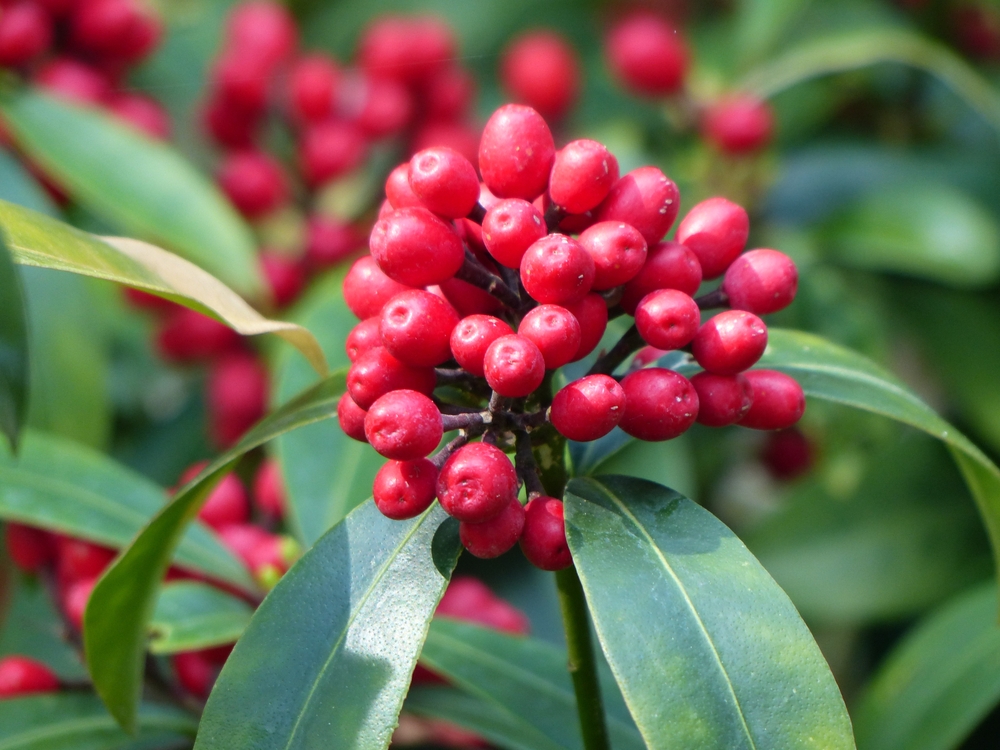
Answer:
734, 0, 813, 65
565, 475, 855, 750
149, 582, 253, 655
0, 227, 29, 450
0, 576, 86, 680
193, 500, 461, 750
0, 693, 196, 749
85, 371, 346, 732
0, 89, 262, 298
853, 582, 1000, 750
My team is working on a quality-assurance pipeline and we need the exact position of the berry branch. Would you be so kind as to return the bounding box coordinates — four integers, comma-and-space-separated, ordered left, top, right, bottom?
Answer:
694, 288, 729, 310
586, 324, 644, 376
515, 430, 546, 499
454, 252, 523, 310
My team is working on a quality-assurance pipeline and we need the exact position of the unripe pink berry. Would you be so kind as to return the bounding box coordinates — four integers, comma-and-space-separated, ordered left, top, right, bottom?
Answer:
346, 347, 436, 410
337, 393, 368, 442
619, 368, 699, 441
408, 147, 480, 218
550, 374, 625, 442
437, 442, 518, 523
739, 370, 805, 430
564, 293, 608, 361
479, 104, 555, 200
482, 199, 547, 269
702, 95, 774, 155
379, 290, 459, 367
518, 305, 582, 370
500, 31, 580, 121
676, 197, 750, 279
483, 334, 546, 397
692, 310, 768, 375
373, 459, 438, 520
450, 315, 514, 377
520, 233, 595, 305
460, 498, 525, 559
605, 11, 688, 97
343, 256, 412, 321
621, 241, 702, 314
369, 207, 465, 287
635, 289, 700, 351
690, 372, 753, 427
364, 390, 443, 461
723, 249, 798, 315
548, 140, 619, 214
520, 497, 572, 570
594, 167, 680, 246
577, 221, 648, 290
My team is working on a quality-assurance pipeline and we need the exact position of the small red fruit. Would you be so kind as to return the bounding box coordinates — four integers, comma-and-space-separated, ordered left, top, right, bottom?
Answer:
407, 147, 479, 219
478, 104, 555, 200
578, 221, 648, 290
449, 315, 514, 377
482, 198, 547, 269
107, 93, 171, 139
343, 255, 412, 320
460, 498, 525, 559
337, 392, 368, 442
550, 374, 625, 442
702, 95, 774, 155
761, 428, 814, 480
253, 459, 286, 518
346, 317, 382, 363
739, 370, 805, 430
56, 536, 114, 583
346, 347, 436, 410
0, 2, 52, 67
634, 289, 700, 351
364, 390, 443, 461
517, 305, 581, 370
692, 310, 768, 375
4, 523, 52, 573
34, 58, 111, 105
0, 657, 59, 697
500, 31, 580, 121
379, 289, 459, 367
722, 249, 798, 315
437, 442, 518, 523
63, 576, 97, 630
436, 576, 529, 634
206, 352, 269, 448
605, 12, 689, 96
288, 54, 340, 123
299, 120, 367, 188
217, 151, 287, 219
520, 234, 595, 305
621, 241, 702, 314
483, 334, 546, 398
369, 207, 465, 288
373, 459, 438, 520
179, 462, 249, 532
564, 293, 608, 361
594, 167, 680, 246
675, 197, 750, 279
690, 372, 753, 427
260, 252, 306, 309
226, 0, 297, 66
619, 368, 699, 441
173, 650, 217, 699
156, 307, 240, 363
549, 140, 619, 214
520, 497, 571, 570
305, 216, 363, 270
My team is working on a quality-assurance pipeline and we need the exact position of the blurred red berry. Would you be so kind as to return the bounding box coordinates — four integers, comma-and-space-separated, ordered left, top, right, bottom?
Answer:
288, 54, 340, 123
253, 459, 286, 518
156, 307, 241, 363
702, 95, 774, 155
5, 523, 53, 573
500, 31, 580, 120
0, 2, 52, 67
0, 657, 59, 698
260, 251, 305, 308
217, 151, 288, 219
107, 93, 171, 139
226, 0, 297, 66
761, 428, 814, 480
206, 352, 269, 448
606, 12, 688, 97
34, 58, 112, 104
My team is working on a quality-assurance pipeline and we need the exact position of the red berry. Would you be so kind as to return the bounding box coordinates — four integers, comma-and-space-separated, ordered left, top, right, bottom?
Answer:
635, 289, 700, 350
116, 7, 160, 63
218, 523, 294, 580
692, 310, 768, 375
71, 0, 150, 59
483, 334, 546, 398
180, 463, 250, 532
478, 104, 555, 200
34, 58, 111, 104
62, 576, 96, 629
370, 207, 465, 287
156, 308, 240, 363
500, 31, 579, 121
619, 368, 698, 441
761, 428, 813, 480
356, 76, 414, 138
385, 163, 423, 210
549, 140, 619, 214
723, 249, 798, 315
412, 121, 481, 166
123, 287, 178, 314
954, 6, 1000, 60
424, 65, 476, 121
577, 221, 648, 290
702, 95, 774, 155
343, 255, 412, 320
346, 317, 382, 363
450, 315, 514, 377
260, 252, 305, 308
621, 240, 702, 314
690, 372, 753, 427
226, 0, 297, 66
0, 657, 59, 697
299, 120, 367, 188
211, 49, 272, 113
364, 389, 443, 461
437, 442, 518, 523
337, 392, 368, 442
520, 497, 571, 570
253, 459, 286, 518
107, 93, 171, 139
437, 577, 529, 634
739, 370, 805, 430
520, 234, 595, 305
517, 305, 581, 370
373, 459, 438, 520
305, 216, 363, 270
174, 650, 217, 698
56, 536, 115, 583
482, 198, 547, 269
564, 293, 608, 361
594, 167, 680, 246
436, 277, 503, 318
5, 523, 52, 573
550, 374, 625, 442
675, 198, 750, 279
408, 147, 480, 219
34, 0, 80, 19
606, 11, 688, 97
217, 151, 287, 219
358, 15, 453, 84
288, 54, 340, 123
0, 2, 51, 67
207, 352, 269, 448
460, 498, 525, 559
202, 96, 259, 149
347, 346, 436, 410
379, 289, 459, 367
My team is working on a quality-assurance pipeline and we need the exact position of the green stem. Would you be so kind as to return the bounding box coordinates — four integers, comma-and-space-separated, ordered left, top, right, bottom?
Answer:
556, 565, 610, 750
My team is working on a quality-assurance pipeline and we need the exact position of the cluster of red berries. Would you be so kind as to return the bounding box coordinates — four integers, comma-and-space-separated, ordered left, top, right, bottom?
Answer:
337, 101, 804, 566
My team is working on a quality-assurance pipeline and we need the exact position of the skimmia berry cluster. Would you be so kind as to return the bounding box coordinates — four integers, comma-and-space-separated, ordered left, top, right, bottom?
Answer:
339, 102, 804, 566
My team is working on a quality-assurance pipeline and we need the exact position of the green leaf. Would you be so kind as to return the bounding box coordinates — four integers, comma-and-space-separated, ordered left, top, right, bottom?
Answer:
0, 147, 57, 216
149, 581, 254, 655
420, 619, 644, 750
824, 183, 1000, 287
0, 227, 29, 450
734, 0, 813, 65
0, 199, 327, 375
0, 576, 86, 680
193, 499, 461, 750
0, 88, 262, 298
0, 430, 252, 590
0, 693, 196, 749
565, 475, 855, 750
84, 371, 346, 733
853, 581, 1000, 750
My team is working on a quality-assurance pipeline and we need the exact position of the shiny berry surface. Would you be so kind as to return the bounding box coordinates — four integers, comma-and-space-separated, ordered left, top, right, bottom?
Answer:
621, 241, 702, 314
692, 310, 768, 375
379, 289, 459, 367
676, 197, 750, 279
479, 104, 555, 200
635, 289, 700, 351
373, 459, 438, 520
549, 140, 619, 214
739, 370, 806, 430
370, 207, 465, 287
364, 389, 443, 460
0, 656, 59, 697
691, 372, 754, 427
606, 11, 688, 96
408, 147, 480, 218
517, 305, 581, 370
482, 198, 547, 269
723, 249, 798, 315
594, 167, 680, 246
450, 314, 514, 377
460, 498, 525, 559
437, 443, 518, 523
550, 374, 625, 442
619, 368, 699, 441
520, 497, 572, 570
578, 221, 648, 290
520, 233, 595, 305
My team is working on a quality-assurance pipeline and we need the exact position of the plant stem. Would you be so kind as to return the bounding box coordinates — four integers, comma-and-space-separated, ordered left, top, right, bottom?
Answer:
556, 565, 610, 750
587, 324, 644, 376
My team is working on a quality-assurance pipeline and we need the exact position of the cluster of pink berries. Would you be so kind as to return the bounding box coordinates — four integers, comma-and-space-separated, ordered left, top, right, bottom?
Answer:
337, 101, 804, 566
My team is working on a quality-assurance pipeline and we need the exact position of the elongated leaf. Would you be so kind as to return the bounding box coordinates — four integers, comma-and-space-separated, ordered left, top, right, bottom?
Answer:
0, 577, 86, 680
194, 500, 461, 750
0, 88, 262, 297
853, 582, 1000, 750
0, 227, 28, 449
0, 199, 326, 375
734, 0, 812, 65
565, 475, 855, 750
0, 148, 57, 216
84, 371, 346, 732
0, 693, 196, 749
149, 582, 253, 655
0, 431, 252, 590
420, 619, 644, 750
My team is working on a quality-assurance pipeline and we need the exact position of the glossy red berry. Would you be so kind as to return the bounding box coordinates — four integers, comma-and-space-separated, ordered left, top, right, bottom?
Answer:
605, 12, 688, 96
347, 346, 436, 410
288, 54, 340, 123
594, 167, 680, 246
482, 198, 547, 269
450, 315, 514, 377
619, 368, 699, 441
500, 31, 579, 120
370, 207, 465, 287
549, 140, 619, 214
578, 221, 648, 290
206, 352, 268, 448
690, 372, 753, 427
179, 463, 250, 532
520, 497, 571, 570
702, 95, 774, 155
407, 147, 480, 219
0, 657, 59, 697
483, 334, 546, 397
437, 442, 518, 523
260, 252, 305, 309
564, 293, 608, 361
155, 308, 240, 363
0, 2, 52, 67
34, 58, 111, 104
676, 198, 750, 279
364, 390, 442, 461
217, 151, 287, 219
437, 277, 502, 318
346, 317, 382, 363
385, 163, 422, 210
412, 121, 481, 166
550, 374, 625, 442
692, 310, 768, 375
343, 256, 412, 320
520, 234, 595, 305
56, 536, 114, 583
479, 104, 555, 200
174, 650, 216, 698
460, 498, 525, 559
739, 370, 805, 430
226, 0, 297, 66
761, 428, 813, 480
5, 523, 52, 573
517, 305, 581, 370
723, 249, 798, 315
305, 216, 363, 270
373, 459, 438, 520
379, 290, 459, 367
635, 289, 700, 351
337, 392, 368, 442
107, 93, 171, 139
218, 524, 295, 584
253, 459, 286, 518
621, 241, 702, 314
63, 576, 97, 629
299, 120, 367, 187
